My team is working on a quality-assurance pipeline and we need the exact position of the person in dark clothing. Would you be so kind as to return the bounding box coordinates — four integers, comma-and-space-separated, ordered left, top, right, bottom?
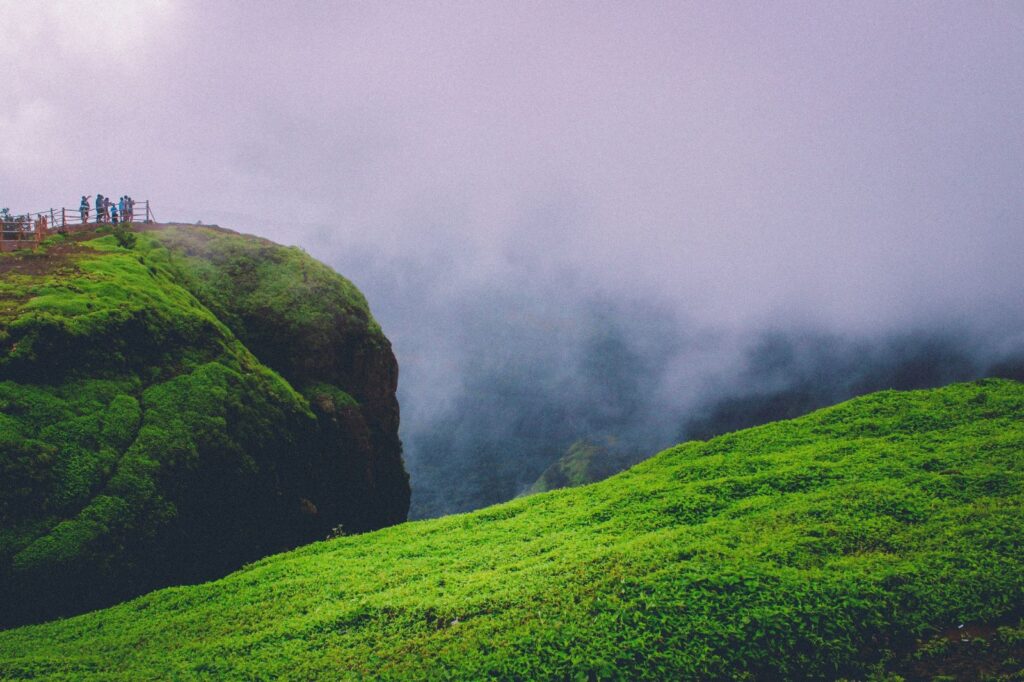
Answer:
111, 203, 119, 224
95, 195, 104, 223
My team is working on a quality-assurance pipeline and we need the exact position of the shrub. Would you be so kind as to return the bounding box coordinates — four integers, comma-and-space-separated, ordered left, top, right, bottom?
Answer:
112, 224, 137, 249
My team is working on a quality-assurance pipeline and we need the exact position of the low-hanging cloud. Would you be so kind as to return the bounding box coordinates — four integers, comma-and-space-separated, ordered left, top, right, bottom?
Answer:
2, 2, 1023, 516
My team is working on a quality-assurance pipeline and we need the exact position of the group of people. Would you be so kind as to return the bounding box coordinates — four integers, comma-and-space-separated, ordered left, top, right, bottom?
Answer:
80, 194, 136, 224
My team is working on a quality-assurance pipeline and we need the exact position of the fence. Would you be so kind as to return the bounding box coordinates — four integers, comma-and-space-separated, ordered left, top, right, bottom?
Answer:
0, 200, 154, 252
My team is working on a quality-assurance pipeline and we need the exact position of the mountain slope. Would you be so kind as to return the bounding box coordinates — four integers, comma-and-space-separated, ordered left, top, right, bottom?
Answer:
524, 438, 642, 495
1, 379, 1021, 679
0, 226, 409, 627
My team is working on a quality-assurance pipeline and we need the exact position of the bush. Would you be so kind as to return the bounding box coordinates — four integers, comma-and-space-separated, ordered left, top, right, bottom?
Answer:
112, 225, 137, 249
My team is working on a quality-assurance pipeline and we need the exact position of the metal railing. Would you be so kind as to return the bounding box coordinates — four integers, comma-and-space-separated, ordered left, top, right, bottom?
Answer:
1, 200, 154, 252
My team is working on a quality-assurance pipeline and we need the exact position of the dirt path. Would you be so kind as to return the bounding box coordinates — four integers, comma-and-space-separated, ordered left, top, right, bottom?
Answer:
0, 237, 97, 276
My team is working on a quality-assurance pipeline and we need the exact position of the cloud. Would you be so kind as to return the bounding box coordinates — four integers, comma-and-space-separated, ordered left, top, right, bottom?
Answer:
0, 100, 60, 168
1, 3, 1022, 515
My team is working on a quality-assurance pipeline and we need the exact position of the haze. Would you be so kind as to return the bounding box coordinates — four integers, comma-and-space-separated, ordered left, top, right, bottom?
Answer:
4, 1, 1023, 516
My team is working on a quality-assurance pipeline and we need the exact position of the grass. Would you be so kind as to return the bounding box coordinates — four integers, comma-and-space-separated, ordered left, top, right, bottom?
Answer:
1, 378, 1021, 680
0, 226, 404, 628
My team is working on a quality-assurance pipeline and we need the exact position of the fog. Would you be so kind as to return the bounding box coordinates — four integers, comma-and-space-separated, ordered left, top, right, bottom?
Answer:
335, 244, 1023, 517
3, 2, 1023, 517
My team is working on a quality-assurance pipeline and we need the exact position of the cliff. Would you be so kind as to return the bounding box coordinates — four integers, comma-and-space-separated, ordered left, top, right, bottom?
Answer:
0, 224, 409, 626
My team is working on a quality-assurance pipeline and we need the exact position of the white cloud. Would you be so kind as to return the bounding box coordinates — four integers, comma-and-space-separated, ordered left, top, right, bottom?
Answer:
1, 0, 180, 92
0, 99, 61, 168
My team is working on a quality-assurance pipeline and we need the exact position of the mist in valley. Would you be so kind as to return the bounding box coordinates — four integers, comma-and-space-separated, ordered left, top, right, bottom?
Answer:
3, 2, 1023, 519
334, 244, 1024, 518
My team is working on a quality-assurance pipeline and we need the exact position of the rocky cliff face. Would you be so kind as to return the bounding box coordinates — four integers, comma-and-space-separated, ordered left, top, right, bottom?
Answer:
151, 225, 410, 533
0, 225, 409, 626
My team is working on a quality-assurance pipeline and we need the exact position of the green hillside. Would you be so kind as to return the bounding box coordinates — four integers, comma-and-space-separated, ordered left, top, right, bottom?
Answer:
0, 226, 409, 627
1, 379, 1022, 679
525, 438, 642, 495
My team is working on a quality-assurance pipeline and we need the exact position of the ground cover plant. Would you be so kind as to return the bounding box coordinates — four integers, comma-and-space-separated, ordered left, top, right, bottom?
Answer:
0, 226, 408, 627
1, 378, 1021, 679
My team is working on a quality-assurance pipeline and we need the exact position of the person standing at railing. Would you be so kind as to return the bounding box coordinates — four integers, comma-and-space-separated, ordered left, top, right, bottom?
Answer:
95, 194, 104, 223
111, 203, 119, 225
103, 196, 111, 223
118, 196, 125, 223
80, 195, 91, 223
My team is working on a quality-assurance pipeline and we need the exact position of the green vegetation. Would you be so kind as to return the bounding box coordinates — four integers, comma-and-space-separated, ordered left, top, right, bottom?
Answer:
144, 225, 410, 535
884, 619, 1024, 680
526, 438, 641, 495
1, 379, 1021, 680
0, 226, 409, 627
148, 225, 384, 368
111, 224, 137, 250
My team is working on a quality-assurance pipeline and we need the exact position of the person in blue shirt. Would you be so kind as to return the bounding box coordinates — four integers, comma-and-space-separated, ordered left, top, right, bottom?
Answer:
111, 203, 119, 225
118, 197, 125, 222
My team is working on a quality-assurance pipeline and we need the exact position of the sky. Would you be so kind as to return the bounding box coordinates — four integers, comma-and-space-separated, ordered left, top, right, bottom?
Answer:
3, 1, 1023, 514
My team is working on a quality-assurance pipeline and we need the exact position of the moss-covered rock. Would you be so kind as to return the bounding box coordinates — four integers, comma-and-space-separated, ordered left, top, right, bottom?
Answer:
0, 225, 409, 626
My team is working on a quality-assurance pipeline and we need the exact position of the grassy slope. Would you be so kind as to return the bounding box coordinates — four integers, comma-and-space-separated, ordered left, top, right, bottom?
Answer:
0, 379, 1021, 679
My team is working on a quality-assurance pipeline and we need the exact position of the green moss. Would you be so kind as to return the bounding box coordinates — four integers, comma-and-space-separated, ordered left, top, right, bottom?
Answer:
526, 439, 639, 495
1, 379, 1022, 680
0, 230, 342, 624
0, 224, 407, 627
303, 381, 358, 410
145, 225, 382, 342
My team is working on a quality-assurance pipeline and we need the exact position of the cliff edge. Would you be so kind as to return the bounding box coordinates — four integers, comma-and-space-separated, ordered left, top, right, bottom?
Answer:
0, 224, 409, 626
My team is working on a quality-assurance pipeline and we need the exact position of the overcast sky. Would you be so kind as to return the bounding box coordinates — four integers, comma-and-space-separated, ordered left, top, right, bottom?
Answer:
2, 0, 1021, 330
5, 1, 1024, 513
